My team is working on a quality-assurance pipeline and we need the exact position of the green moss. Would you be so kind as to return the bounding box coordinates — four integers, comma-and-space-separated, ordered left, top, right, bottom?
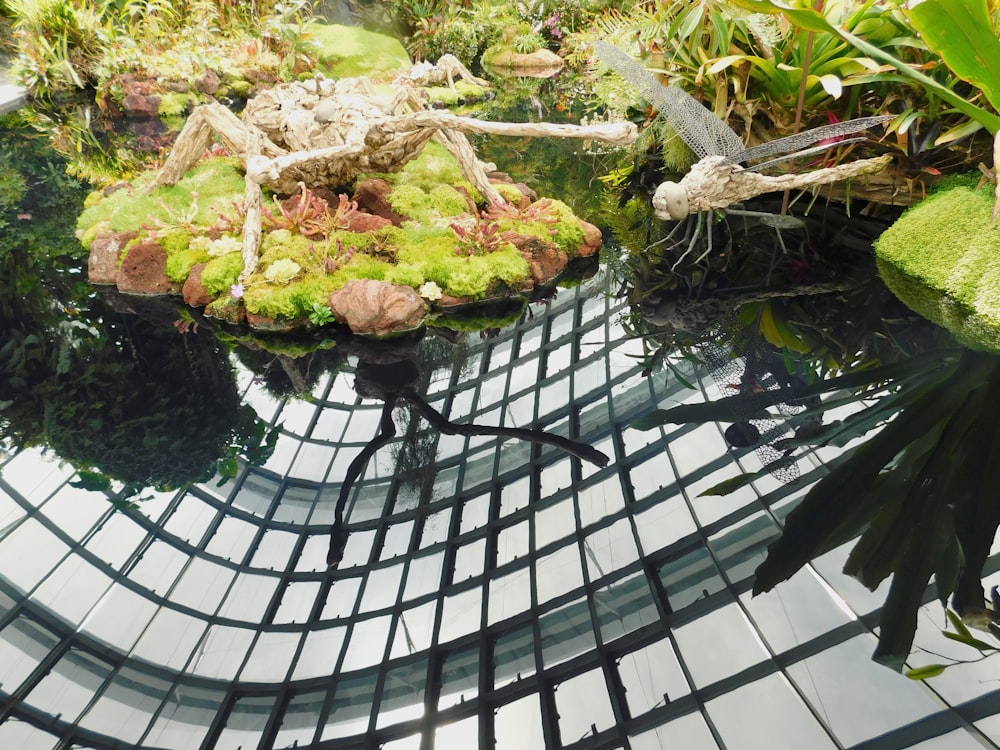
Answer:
874, 183, 1000, 352
165, 246, 211, 283
227, 78, 253, 98
495, 198, 586, 255
424, 80, 488, 106
545, 199, 586, 254
442, 257, 496, 298
244, 274, 341, 320
158, 229, 191, 255
201, 252, 244, 297
494, 183, 525, 204
205, 295, 242, 320
385, 263, 425, 288
429, 185, 471, 215
259, 229, 316, 267
388, 183, 470, 223
335, 253, 392, 281
429, 302, 526, 332
310, 23, 410, 80
76, 157, 246, 240
158, 91, 196, 118
79, 220, 110, 250
391, 141, 476, 196
394, 230, 529, 298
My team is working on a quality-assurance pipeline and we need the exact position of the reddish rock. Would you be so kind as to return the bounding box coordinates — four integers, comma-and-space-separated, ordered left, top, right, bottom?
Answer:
88, 230, 138, 284
121, 92, 161, 119
246, 313, 304, 332
437, 293, 475, 307
116, 241, 180, 295
578, 220, 603, 257
206, 297, 246, 325
354, 178, 408, 225
489, 49, 565, 74
194, 70, 220, 96
345, 212, 394, 233
182, 263, 213, 307
515, 237, 569, 285
162, 79, 190, 93
329, 279, 426, 336
511, 183, 538, 207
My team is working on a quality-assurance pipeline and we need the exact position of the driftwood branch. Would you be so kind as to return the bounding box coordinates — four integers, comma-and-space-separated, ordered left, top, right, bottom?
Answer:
153, 103, 285, 189
379, 110, 638, 146
433, 129, 505, 204
241, 126, 264, 282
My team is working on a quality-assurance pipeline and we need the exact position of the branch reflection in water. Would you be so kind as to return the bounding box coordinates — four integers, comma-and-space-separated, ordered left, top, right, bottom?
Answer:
326, 352, 609, 567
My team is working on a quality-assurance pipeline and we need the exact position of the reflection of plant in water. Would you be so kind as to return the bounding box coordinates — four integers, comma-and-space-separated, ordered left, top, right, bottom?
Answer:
608, 191, 916, 394
907, 608, 1000, 681
636, 345, 1000, 669
0, 112, 280, 504
25, 314, 279, 496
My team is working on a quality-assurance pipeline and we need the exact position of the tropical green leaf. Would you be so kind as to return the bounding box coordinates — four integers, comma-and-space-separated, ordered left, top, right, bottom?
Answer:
904, 0, 1000, 114
942, 630, 998, 652
947, 608, 974, 639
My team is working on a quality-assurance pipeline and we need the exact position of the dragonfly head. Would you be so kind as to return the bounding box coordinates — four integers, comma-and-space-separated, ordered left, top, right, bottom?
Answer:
652, 180, 689, 220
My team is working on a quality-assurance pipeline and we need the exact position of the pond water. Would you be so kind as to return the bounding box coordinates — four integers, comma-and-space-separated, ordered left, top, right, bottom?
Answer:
1, 70, 1000, 750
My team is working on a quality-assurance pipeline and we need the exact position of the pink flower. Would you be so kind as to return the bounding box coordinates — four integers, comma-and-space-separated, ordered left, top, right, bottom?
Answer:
230, 283, 245, 299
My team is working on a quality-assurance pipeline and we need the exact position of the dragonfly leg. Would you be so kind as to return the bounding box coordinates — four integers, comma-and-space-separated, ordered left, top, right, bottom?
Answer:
670, 213, 705, 270
646, 215, 689, 251
691, 210, 716, 265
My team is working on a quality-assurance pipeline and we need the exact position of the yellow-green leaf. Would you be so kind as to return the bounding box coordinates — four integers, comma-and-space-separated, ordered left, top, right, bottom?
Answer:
905, 664, 948, 680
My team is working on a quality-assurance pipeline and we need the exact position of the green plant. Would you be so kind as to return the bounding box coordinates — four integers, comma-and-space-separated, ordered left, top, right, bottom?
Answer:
450, 196, 510, 256
634, 346, 1000, 668
734, 0, 1000, 135
11, 0, 109, 95
512, 31, 543, 54
308, 302, 334, 326
261, 182, 330, 236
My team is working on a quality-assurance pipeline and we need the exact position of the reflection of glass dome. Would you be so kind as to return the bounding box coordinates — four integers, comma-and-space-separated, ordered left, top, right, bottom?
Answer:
0, 285, 995, 749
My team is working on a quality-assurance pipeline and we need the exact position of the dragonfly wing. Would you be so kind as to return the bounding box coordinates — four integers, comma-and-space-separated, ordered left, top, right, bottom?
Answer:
738, 114, 893, 164
593, 40, 744, 160
745, 136, 871, 172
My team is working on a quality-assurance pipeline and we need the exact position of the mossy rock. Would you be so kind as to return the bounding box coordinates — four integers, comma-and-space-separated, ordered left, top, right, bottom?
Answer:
76, 157, 246, 247
874, 182, 1000, 352
311, 23, 410, 80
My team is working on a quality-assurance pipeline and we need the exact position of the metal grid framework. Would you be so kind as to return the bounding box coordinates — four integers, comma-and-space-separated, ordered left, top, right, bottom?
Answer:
0, 286, 998, 750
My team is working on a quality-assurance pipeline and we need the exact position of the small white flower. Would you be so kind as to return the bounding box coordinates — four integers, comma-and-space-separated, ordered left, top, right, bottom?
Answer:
418, 281, 443, 301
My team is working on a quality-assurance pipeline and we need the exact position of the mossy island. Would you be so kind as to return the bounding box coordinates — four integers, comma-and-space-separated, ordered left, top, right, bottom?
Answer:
875, 180, 1000, 354
78, 140, 604, 338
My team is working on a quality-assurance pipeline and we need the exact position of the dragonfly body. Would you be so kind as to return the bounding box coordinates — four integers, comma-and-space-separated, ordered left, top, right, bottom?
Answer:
652, 152, 894, 220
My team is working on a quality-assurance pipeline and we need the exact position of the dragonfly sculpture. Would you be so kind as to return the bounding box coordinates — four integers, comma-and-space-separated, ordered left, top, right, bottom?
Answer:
594, 41, 893, 265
